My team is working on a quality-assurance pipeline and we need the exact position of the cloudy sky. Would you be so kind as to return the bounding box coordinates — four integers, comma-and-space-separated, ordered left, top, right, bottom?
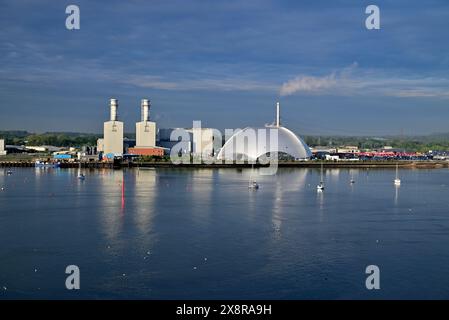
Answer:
1, 0, 448, 135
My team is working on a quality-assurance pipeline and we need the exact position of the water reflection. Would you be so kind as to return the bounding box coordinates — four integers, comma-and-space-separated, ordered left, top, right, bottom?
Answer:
190, 169, 214, 223
394, 184, 400, 206
97, 169, 124, 240
271, 169, 307, 236
132, 168, 157, 235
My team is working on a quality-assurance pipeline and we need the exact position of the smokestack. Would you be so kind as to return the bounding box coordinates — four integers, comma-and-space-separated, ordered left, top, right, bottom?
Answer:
276, 101, 280, 127
110, 98, 118, 121
141, 99, 150, 121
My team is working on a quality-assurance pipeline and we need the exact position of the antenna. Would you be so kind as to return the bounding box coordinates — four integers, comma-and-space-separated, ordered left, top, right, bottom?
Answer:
276, 102, 280, 127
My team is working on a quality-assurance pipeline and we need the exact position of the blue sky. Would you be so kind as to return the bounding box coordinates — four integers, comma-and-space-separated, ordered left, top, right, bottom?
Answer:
0, 0, 449, 135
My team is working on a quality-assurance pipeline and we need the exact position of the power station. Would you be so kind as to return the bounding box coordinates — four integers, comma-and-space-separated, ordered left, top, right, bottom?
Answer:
103, 98, 124, 156
96, 98, 311, 161
128, 99, 164, 156
136, 99, 156, 147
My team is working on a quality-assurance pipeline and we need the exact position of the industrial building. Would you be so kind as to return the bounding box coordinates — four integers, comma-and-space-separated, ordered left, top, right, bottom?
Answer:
97, 138, 104, 153
158, 127, 216, 156
217, 102, 312, 161
158, 128, 192, 153
136, 99, 156, 147
128, 99, 164, 156
0, 139, 6, 156
102, 98, 124, 157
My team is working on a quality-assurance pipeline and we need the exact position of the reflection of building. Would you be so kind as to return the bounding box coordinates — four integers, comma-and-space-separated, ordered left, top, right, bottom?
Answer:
0, 139, 6, 156
129, 99, 164, 156
103, 99, 124, 156
217, 102, 311, 161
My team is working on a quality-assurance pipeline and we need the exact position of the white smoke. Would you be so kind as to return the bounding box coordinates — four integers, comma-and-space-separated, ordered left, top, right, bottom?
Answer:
279, 62, 358, 96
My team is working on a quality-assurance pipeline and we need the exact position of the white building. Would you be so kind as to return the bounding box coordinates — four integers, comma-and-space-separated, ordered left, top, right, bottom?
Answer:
103, 98, 124, 156
158, 128, 192, 154
192, 127, 215, 156
217, 102, 312, 161
135, 99, 156, 147
0, 139, 6, 156
158, 127, 216, 156
97, 138, 104, 153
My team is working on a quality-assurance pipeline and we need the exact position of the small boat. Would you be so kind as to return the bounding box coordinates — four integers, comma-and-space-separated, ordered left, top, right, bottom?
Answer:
317, 162, 325, 192
394, 163, 401, 186
248, 180, 259, 190
248, 164, 259, 190
35, 160, 60, 168
6, 170, 13, 175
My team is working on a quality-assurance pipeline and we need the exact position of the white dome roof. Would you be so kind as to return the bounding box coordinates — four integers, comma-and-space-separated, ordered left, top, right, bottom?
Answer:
217, 126, 312, 161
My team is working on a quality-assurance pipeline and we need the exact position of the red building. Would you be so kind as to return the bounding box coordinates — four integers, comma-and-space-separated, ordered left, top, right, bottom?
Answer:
127, 147, 165, 157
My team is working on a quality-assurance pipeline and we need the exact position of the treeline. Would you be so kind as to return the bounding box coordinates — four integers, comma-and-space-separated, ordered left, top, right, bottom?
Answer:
2, 131, 449, 152
302, 135, 449, 153
0, 131, 101, 147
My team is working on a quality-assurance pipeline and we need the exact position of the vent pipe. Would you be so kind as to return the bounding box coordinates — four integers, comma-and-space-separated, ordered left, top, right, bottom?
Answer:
141, 99, 150, 121
110, 98, 118, 121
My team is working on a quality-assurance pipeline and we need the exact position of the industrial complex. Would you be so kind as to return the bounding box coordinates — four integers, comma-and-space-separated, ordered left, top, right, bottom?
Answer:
94, 98, 312, 163
0, 98, 443, 164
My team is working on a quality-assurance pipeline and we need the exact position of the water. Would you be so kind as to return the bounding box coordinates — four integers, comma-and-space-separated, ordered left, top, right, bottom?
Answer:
1, 167, 449, 299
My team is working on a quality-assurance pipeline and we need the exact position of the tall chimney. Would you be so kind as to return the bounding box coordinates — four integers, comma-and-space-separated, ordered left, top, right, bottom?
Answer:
276, 101, 280, 127
110, 98, 118, 121
141, 99, 150, 121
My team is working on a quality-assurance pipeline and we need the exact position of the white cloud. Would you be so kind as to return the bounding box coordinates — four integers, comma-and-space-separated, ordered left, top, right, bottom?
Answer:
279, 63, 449, 99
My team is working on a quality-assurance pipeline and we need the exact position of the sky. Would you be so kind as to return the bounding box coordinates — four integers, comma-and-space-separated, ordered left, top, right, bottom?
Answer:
0, 0, 449, 136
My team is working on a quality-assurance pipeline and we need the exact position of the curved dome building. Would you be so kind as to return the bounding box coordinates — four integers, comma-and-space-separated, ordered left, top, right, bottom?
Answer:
217, 102, 312, 161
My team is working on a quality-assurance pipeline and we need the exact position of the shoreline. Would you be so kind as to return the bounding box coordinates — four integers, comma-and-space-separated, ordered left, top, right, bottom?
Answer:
1, 160, 448, 169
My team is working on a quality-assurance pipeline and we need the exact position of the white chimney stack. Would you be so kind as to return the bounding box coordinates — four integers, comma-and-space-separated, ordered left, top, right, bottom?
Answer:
110, 98, 118, 121
276, 101, 280, 127
141, 99, 150, 121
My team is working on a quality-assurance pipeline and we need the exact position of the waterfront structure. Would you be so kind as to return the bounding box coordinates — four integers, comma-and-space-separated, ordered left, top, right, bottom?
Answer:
25, 145, 61, 153
0, 139, 6, 156
97, 138, 104, 153
192, 127, 216, 156
158, 127, 216, 156
128, 147, 164, 157
136, 99, 156, 148
103, 99, 124, 156
129, 99, 163, 156
217, 102, 312, 161
336, 146, 359, 153
158, 128, 193, 154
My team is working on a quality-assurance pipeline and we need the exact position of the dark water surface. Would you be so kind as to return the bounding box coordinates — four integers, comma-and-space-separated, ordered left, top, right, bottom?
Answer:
1, 167, 449, 299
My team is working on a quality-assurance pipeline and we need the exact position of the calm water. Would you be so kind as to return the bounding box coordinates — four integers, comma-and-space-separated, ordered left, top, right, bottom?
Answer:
1, 167, 449, 299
